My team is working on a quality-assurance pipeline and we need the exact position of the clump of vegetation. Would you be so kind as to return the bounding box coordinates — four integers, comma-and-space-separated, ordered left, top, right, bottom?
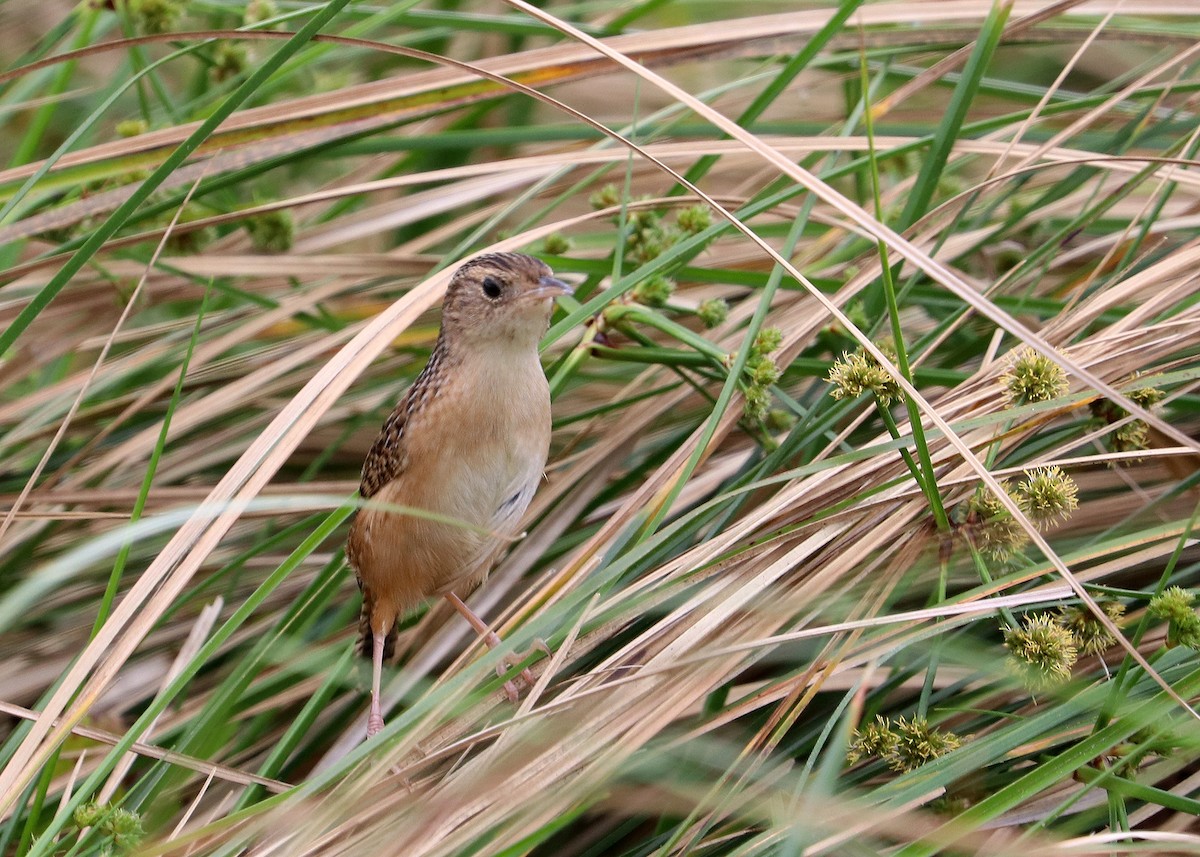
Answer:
3, 3, 1197, 854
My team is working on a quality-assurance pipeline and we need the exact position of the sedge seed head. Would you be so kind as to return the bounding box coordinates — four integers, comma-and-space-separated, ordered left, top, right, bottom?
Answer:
1057, 601, 1124, 656
676, 204, 712, 235
1000, 346, 1068, 407
697, 298, 729, 329
245, 210, 294, 253
631, 275, 674, 308
589, 184, 620, 210
742, 386, 770, 423
1004, 613, 1079, 692
1109, 420, 1149, 455
883, 717, 962, 772
541, 232, 571, 255
1148, 587, 1196, 623
1017, 466, 1079, 526
827, 350, 900, 405
749, 354, 781, 388
245, 0, 278, 25
752, 327, 783, 356
847, 716, 898, 765
211, 41, 248, 82
130, 0, 182, 33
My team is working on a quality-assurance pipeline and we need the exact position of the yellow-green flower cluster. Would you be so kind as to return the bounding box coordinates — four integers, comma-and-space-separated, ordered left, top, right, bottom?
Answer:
72, 802, 144, 853
1148, 587, 1200, 649
826, 346, 900, 405
696, 298, 728, 329
847, 715, 962, 772
1000, 346, 1068, 406
1017, 466, 1079, 525
965, 467, 1079, 563
1090, 382, 1165, 456
632, 274, 674, 308
1057, 601, 1125, 656
127, 0, 183, 34
244, 210, 295, 253
742, 327, 783, 423
211, 41, 249, 83
1004, 613, 1079, 692
542, 233, 571, 255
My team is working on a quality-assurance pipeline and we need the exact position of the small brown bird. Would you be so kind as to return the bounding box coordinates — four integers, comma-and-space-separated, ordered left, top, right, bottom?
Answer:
346, 252, 571, 737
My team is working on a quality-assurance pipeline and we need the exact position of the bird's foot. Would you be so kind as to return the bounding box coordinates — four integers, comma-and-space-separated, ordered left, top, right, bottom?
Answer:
495, 638, 551, 700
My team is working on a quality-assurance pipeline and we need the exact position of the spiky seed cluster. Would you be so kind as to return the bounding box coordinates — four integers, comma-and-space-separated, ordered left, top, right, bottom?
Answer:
542, 233, 571, 255
742, 327, 784, 424
244, 0, 278, 26
588, 184, 620, 210
244, 210, 294, 253
1148, 587, 1200, 649
1000, 346, 1068, 406
1057, 601, 1124, 656
967, 483, 1027, 562
886, 717, 963, 772
676, 204, 712, 235
128, 0, 183, 33
697, 298, 729, 329
211, 41, 248, 82
847, 716, 899, 764
827, 348, 900, 405
1089, 379, 1165, 457
847, 716, 962, 772
632, 275, 674, 308
1017, 466, 1079, 525
1004, 613, 1079, 692
72, 802, 145, 852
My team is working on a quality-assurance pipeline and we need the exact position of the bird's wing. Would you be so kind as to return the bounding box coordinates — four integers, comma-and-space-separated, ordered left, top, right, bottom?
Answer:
358, 346, 447, 499
358, 401, 410, 499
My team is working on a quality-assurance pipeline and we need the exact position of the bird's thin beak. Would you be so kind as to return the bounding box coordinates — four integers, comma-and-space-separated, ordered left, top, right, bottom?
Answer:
525, 275, 574, 300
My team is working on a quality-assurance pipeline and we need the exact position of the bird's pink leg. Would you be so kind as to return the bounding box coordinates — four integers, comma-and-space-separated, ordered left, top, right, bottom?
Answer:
367, 631, 386, 737
444, 593, 543, 701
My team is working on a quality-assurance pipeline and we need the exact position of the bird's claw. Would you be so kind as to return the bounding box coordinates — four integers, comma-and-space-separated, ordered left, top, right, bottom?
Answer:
494, 638, 551, 700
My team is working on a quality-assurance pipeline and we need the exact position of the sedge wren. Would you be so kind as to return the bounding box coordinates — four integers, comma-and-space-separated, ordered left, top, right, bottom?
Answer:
346, 252, 572, 737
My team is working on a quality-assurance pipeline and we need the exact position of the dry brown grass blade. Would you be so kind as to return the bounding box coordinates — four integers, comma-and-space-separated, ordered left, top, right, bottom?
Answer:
0, 701, 289, 795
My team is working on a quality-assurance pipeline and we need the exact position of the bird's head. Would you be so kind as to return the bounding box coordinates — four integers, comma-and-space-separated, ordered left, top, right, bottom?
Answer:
440, 252, 573, 351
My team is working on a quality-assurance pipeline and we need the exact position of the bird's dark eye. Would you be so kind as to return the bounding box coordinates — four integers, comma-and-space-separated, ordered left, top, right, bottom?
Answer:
482, 276, 503, 299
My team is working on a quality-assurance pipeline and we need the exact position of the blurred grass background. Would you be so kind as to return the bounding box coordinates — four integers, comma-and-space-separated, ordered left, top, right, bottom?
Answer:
2, 1, 1200, 854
